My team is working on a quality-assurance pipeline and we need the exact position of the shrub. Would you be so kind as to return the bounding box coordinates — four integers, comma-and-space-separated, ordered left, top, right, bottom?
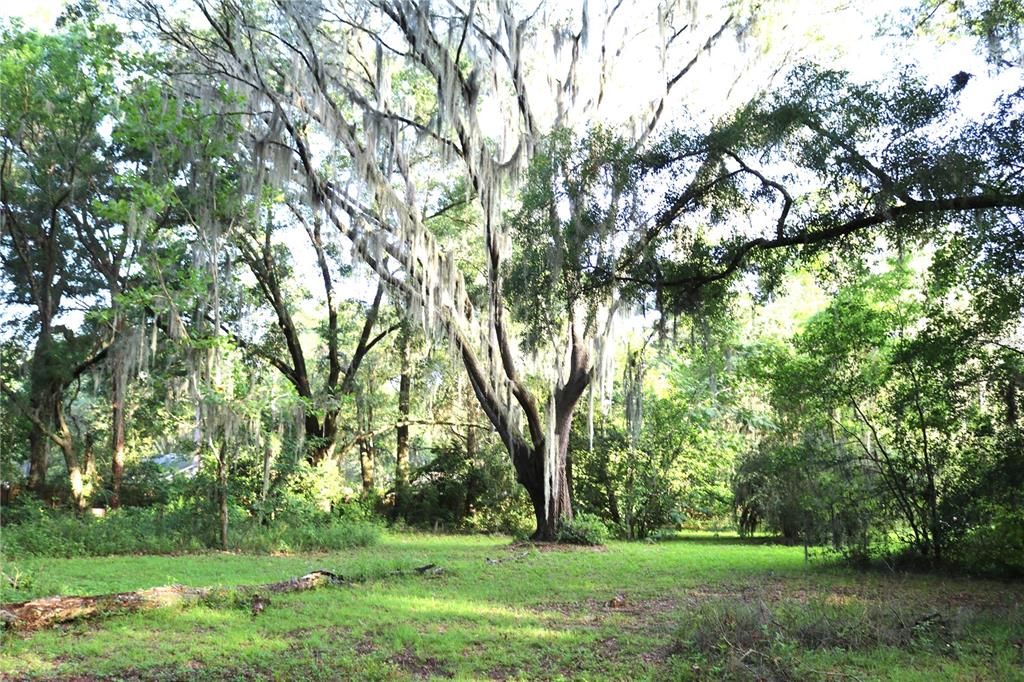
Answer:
557, 512, 610, 545
951, 504, 1024, 577
0, 505, 381, 558
1, 513, 86, 557
114, 461, 177, 507
570, 414, 712, 540
0, 492, 51, 525
232, 517, 381, 553
464, 499, 534, 539
400, 440, 527, 534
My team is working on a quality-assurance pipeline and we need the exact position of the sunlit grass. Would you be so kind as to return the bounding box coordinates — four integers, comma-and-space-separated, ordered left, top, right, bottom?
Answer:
2, 531, 1021, 680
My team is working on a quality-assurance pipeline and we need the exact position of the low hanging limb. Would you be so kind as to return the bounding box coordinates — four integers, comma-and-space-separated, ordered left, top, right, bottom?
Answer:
1, 565, 441, 632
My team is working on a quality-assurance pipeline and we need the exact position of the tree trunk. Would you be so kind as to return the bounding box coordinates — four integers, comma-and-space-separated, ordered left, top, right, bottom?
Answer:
2, 570, 345, 631
512, 381, 586, 541
465, 422, 476, 460
258, 436, 274, 526
1007, 371, 1019, 427
216, 438, 229, 549
394, 327, 412, 516
110, 347, 126, 509
357, 378, 376, 495
531, 328, 591, 539
305, 412, 338, 466
459, 317, 591, 541
359, 440, 375, 494
54, 400, 84, 510
27, 426, 49, 497
26, 339, 59, 496
601, 456, 621, 526
83, 433, 97, 494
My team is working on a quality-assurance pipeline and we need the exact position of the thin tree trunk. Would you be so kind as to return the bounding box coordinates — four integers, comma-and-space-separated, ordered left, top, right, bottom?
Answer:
83, 433, 97, 494
1007, 372, 1019, 427
601, 456, 621, 525
465, 422, 476, 460
357, 371, 376, 495
394, 325, 412, 515
258, 436, 273, 526
464, 386, 478, 460
217, 438, 229, 549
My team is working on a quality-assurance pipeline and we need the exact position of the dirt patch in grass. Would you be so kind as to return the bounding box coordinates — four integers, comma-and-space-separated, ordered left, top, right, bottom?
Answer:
353, 634, 379, 655
535, 594, 678, 620
641, 642, 682, 665
506, 541, 607, 553
390, 645, 454, 679
485, 665, 520, 680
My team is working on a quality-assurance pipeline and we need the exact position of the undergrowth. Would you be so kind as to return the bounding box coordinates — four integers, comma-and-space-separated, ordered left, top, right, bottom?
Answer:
671, 595, 1024, 680
0, 505, 381, 558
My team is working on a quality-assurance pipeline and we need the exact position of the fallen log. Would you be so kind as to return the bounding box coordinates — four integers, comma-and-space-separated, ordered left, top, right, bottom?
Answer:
1, 570, 343, 632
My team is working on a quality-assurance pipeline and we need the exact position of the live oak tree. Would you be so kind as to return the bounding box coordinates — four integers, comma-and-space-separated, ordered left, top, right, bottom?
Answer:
124, 0, 1024, 539
129, 0, 757, 539
0, 20, 122, 507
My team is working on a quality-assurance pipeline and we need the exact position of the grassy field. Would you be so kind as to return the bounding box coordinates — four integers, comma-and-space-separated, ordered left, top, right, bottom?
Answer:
1, 532, 1022, 681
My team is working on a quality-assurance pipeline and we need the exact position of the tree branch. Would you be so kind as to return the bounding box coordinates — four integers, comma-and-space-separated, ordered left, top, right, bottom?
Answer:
636, 192, 1024, 292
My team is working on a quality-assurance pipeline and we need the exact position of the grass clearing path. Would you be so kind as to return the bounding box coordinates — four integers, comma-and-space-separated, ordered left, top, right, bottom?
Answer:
2, 532, 1021, 680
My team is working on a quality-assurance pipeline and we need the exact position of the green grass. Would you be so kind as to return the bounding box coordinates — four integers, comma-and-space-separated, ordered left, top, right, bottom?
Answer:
2, 532, 1022, 680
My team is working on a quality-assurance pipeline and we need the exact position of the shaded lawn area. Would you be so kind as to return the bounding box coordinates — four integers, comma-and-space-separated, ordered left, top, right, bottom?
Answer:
1, 532, 1022, 681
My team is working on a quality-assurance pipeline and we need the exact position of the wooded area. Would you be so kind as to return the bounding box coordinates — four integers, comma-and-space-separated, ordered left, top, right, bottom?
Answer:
0, 0, 1022, 677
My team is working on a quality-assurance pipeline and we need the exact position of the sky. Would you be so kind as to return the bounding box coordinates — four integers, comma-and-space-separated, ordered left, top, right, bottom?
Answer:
0, 0, 64, 30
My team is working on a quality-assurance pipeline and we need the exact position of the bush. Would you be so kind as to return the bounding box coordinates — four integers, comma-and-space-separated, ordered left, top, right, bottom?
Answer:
951, 504, 1024, 577
231, 517, 382, 553
0, 505, 381, 558
464, 499, 535, 539
570, 413, 717, 540
557, 512, 610, 545
0, 492, 51, 525
399, 440, 529, 534
113, 461, 177, 507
